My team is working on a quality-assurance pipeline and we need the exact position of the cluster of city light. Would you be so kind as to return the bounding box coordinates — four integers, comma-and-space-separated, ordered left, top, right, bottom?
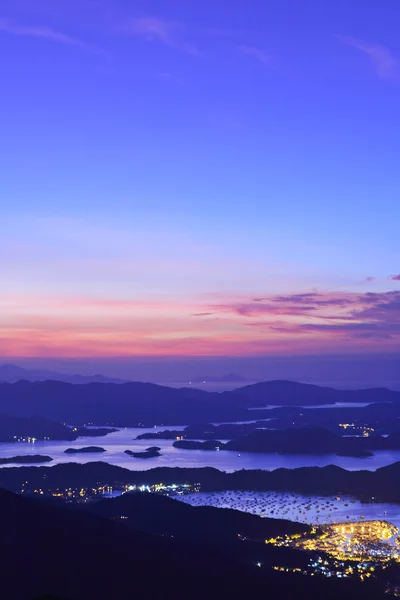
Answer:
267, 520, 400, 564
127, 482, 201, 496
22, 480, 201, 502
21, 483, 114, 502
338, 423, 375, 437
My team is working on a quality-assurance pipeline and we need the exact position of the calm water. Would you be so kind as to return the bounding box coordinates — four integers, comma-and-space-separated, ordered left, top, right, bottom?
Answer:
249, 402, 372, 410
177, 491, 400, 528
2, 426, 400, 471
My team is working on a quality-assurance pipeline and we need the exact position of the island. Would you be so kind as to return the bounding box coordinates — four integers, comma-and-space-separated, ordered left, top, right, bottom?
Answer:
124, 447, 161, 458
64, 446, 106, 454
336, 450, 374, 458
0, 455, 53, 464
72, 427, 119, 438
173, 440, 223, 450
136, 430, 182, 440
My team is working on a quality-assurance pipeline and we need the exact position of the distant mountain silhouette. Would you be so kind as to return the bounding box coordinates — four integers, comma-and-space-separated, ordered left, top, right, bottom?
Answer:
0, 379, 398, 426
0, 363, 128, 385
191, 373, 248, 383
228, 379, 399, 407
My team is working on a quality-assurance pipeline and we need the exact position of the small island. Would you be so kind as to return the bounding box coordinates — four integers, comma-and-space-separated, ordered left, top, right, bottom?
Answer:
0, 455, 53, 465
64, 446, 106, 454
172, 440, 223, 450
336, 450, 374, 458
136, 430, 182, 440
72, 427, 119, 438
124, 447, 161, 459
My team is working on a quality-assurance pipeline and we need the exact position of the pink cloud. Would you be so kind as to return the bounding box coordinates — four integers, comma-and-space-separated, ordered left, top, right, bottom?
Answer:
2, 289, 400, 358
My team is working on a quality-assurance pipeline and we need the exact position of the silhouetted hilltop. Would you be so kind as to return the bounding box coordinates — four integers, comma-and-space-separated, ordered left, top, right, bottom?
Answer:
0, 379, 398, 426
85, 490, 308, 541
228, 380, 398, 407
0, 488, 257, 599
0, 380, 240, 425
1, 488, 386, 600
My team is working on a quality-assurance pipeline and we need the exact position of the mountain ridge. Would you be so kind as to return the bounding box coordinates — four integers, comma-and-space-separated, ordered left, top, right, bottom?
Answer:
0, 363, 129, 385
0, 378, 398, 426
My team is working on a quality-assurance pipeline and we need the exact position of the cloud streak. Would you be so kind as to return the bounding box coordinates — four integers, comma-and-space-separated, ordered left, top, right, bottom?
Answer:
339, 35, 399, 80
238, 44, 274, 67
0, 17, 103, 54
122, 16, 204, 57
2, 289, 400, 357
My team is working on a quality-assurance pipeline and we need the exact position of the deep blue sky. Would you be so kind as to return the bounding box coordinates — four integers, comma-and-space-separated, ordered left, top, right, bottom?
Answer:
1, 0, 399, 368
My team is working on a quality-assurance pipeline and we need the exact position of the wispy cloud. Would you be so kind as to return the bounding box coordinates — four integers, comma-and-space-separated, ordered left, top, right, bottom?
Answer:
122, 16, 204, 57
339, 35, 399, 80
2, 288, 400, 357
212, 290, 400, 342
0, 17, 103, 55
391, 274, 400, 281
156, 71, 184, 85
238, 45, 274, 68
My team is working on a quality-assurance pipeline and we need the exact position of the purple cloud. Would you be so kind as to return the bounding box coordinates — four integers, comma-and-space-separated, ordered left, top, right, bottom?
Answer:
212, 289, 400, 343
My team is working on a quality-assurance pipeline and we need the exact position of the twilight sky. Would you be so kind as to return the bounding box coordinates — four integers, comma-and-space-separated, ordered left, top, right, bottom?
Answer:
1, 0, 400, 364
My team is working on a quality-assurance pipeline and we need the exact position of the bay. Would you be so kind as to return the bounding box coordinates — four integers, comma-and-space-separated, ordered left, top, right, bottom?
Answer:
2, 426, 400, 472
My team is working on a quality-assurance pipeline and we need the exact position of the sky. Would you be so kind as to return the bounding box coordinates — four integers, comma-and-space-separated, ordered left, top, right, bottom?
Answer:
1, 0, 400, 377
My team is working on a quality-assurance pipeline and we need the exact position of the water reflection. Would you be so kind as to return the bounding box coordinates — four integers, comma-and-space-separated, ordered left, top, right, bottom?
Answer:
2, 427, 400, 471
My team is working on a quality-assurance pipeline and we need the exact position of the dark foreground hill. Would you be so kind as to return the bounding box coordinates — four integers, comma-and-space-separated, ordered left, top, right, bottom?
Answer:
0, 488, 388, 600
84, 490, 308, 541
0, 379, 398, 426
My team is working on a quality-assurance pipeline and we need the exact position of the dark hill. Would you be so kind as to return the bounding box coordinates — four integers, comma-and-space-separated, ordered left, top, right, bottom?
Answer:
228, 380, 398, 407
64, 446, 106, 454
5, 461, 400, 502
223, 427, 376, 455
0, 488, 386, 600
85, 491, 308, 541
0, 488, 257, 600
0, 380, 398, 426
0, 414, 77, 442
